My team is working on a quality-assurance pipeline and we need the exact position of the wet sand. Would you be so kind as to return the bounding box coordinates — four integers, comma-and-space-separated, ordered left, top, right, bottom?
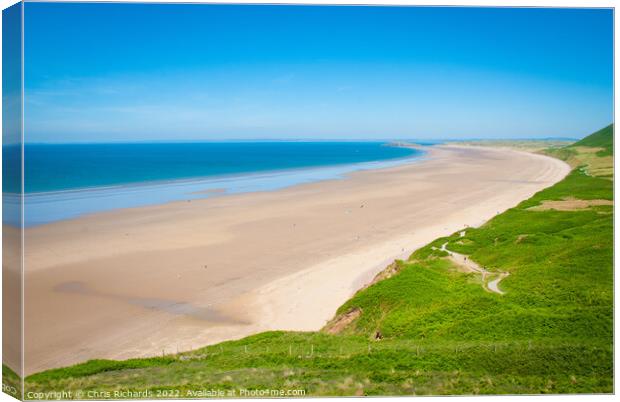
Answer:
21, 145, 570, 374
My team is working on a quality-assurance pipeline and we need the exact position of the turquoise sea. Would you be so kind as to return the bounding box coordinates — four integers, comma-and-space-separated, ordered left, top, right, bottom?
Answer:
2, 142, 425, 226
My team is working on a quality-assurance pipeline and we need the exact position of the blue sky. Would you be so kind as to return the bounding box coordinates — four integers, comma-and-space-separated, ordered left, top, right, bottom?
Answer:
23, 3, 613, 142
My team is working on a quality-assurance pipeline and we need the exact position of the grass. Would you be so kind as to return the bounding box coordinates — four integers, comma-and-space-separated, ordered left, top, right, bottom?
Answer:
447, 139, 574, 152
22, 334, 612, 397
12, 125, 614, 398
2, 365, 21, 399
545, 124, 614, 178
571, 124, 613, 156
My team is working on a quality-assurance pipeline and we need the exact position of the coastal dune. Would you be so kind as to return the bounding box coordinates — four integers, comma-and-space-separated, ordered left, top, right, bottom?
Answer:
22, 145, 570, 374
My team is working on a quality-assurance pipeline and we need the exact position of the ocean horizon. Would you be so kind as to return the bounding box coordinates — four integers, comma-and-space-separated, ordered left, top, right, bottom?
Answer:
2, 141, 425, 226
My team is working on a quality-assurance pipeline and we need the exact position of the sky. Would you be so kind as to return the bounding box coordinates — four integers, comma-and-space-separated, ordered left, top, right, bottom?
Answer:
20, 3, 614, 143
2, 2, 21, 145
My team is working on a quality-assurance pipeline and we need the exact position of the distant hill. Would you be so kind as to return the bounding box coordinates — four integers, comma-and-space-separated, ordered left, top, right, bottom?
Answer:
571, 124, 614, 156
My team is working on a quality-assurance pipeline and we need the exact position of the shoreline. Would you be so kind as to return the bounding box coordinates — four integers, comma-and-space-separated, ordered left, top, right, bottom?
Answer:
21, 145, 570, 374
19, 147, 425, 227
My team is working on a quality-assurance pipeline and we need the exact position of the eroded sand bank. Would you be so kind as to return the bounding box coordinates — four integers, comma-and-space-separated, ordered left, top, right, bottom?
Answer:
21, 146, 570, 374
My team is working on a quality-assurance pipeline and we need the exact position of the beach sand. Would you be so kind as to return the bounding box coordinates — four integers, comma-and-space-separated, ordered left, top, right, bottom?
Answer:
20, 145, 569, 374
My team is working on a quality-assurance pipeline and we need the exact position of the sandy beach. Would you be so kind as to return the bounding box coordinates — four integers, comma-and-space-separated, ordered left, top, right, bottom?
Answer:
20, 145, 569, 374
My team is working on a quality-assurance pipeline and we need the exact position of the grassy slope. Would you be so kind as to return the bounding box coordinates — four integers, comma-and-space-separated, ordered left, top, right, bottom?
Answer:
571, 124, 613, 156
19, 126, 614, 398
545, 124, 614, 178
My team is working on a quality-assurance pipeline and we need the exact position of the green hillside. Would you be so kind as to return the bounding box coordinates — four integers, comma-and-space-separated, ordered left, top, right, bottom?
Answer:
14, 125, 614, 398
571, 124, 614, 156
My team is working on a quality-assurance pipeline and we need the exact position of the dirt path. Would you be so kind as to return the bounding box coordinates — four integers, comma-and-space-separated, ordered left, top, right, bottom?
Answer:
487, 273, 510, 294
437, 242, 509, 295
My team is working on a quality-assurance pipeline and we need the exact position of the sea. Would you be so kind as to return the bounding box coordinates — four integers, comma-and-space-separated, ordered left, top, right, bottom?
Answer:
2, 142, 426, 226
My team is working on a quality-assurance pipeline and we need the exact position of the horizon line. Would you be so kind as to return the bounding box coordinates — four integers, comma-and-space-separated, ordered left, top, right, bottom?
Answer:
6, 136, 580, 145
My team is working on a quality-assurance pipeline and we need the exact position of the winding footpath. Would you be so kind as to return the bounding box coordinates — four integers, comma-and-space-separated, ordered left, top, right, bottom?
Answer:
436, 241, 509, 295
